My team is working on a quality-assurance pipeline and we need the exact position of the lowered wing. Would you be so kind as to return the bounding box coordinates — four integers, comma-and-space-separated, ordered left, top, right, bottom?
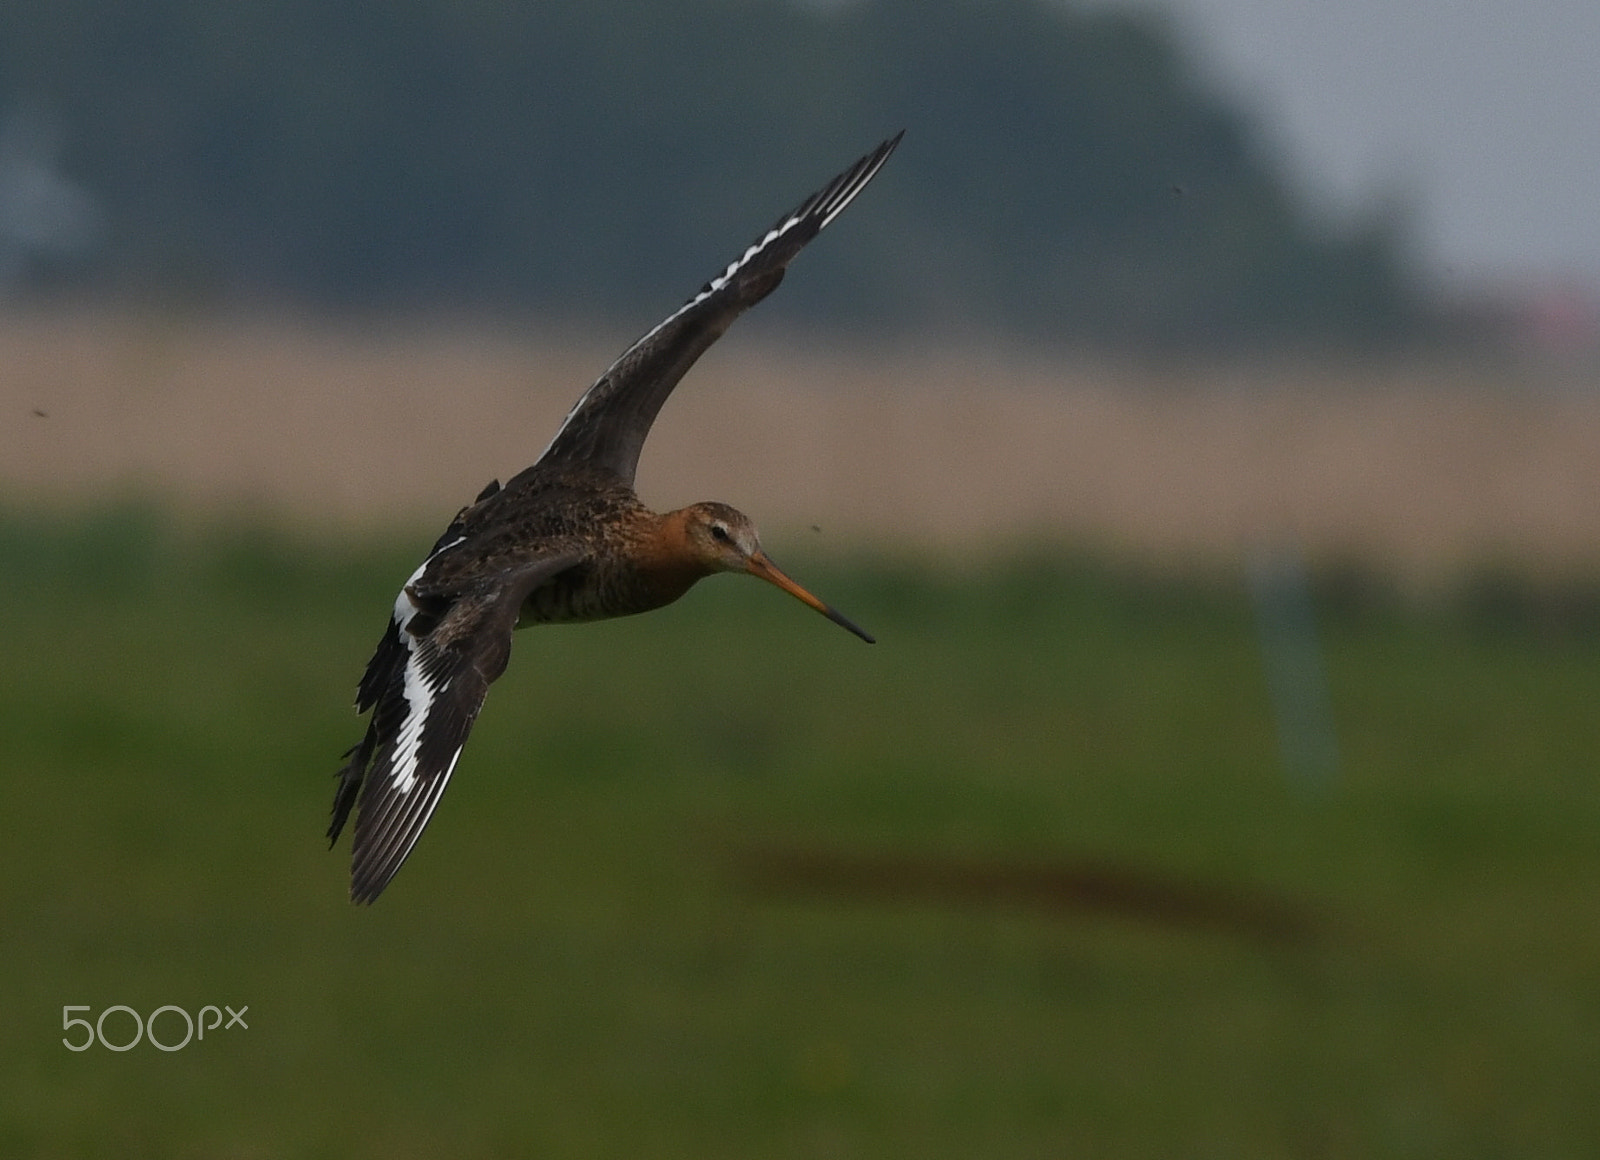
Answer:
330, 549, 583, 903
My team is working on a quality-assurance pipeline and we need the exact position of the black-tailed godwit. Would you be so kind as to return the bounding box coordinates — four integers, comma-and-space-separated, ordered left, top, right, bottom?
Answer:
329, 133, 901, 902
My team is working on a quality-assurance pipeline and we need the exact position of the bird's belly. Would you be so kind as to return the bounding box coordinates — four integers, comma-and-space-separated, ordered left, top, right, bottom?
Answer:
515, 568, 680, 629
516, 581, 610, 628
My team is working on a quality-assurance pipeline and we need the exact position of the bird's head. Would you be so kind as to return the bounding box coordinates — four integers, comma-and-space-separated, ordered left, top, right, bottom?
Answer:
678, 501, 874, 644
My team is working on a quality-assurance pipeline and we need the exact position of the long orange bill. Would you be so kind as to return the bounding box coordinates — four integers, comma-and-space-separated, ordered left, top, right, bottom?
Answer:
746, 551, 875, 644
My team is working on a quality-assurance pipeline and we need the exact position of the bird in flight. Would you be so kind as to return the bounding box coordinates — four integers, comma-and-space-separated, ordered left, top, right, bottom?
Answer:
329, 133, 902, 902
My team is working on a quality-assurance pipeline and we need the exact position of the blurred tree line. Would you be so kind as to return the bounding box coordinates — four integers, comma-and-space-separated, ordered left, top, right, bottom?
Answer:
2, 0, 1427, 349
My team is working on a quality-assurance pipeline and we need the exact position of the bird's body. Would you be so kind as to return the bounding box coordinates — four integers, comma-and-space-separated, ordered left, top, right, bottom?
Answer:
329, 133, 901, 902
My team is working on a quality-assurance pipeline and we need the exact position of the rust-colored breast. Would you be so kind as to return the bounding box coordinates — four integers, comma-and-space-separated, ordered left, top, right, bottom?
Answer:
516, 505, 711, 627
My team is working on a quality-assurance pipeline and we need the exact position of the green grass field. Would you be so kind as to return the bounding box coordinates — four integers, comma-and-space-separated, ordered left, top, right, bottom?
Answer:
3, 504, 1598, 1157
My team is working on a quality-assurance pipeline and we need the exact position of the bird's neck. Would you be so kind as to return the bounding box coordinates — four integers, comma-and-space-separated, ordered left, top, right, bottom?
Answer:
627, 508, 716, 609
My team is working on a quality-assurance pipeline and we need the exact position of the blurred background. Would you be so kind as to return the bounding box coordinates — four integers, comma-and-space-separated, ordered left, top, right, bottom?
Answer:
3, 0, 1599, 1155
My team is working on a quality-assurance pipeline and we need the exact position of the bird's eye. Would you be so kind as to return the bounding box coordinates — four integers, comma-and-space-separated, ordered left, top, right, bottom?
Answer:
709, 524, 731, 543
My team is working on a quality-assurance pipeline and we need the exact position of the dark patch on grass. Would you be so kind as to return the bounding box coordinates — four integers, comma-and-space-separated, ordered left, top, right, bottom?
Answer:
729, 844, 1324, 946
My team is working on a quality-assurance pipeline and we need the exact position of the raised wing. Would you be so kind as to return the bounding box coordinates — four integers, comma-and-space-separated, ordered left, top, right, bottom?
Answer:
531, 132, 903, 486
330, 549, 582, 903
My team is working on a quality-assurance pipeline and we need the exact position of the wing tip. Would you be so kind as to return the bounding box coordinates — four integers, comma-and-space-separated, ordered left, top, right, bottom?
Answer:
348, 834, 407, 904
814, 129, 905, 229
349, 877, 385, 906
875, 128, 907, 164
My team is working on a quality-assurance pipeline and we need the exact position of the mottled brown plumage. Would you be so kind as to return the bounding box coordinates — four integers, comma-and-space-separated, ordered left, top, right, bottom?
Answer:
329, 133, 900, 903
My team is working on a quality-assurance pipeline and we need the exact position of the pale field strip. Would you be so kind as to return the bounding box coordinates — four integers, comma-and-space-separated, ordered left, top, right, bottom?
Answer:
4, 311, 1600, 576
